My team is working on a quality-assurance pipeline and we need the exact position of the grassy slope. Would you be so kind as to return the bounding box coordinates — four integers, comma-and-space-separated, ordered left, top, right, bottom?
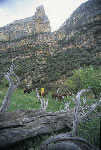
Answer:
0, 88, 100, 148
0, 88, 73, 112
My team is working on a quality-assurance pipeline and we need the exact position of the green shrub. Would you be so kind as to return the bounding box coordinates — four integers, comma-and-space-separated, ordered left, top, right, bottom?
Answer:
1, 78, 9, 88
78, 116, 100, 148
65, 66, 101, 98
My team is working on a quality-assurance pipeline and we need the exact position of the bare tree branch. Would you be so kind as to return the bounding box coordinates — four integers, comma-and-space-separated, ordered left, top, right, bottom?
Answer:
72, 89, 89, 135
0, 60, 20, 112
36, 88, 48, 111
79, 99, 101, 122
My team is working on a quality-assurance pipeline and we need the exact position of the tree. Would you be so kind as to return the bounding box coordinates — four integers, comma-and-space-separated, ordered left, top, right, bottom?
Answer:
36, 88, 48, 111
0, 60, 20, 112
0, 88, 100, 149
72, 89, 101, 136
40, 88, 101, 150
65, 66, 101, 98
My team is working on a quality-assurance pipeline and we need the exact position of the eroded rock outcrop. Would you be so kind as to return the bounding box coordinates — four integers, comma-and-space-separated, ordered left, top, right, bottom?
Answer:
0, 0, 101, 87
0, 5, 51, 41
34, 5, 51, 33
56, 0, 101, 49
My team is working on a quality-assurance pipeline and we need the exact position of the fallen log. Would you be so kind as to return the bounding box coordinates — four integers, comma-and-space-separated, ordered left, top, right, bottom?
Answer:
40, 134, 99, 150
0, 109, 73, 149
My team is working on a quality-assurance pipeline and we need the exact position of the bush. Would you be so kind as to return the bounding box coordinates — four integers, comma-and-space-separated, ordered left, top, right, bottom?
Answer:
1, 78, 9, 88
65, 66, 101, 98
78, 116, 100, 148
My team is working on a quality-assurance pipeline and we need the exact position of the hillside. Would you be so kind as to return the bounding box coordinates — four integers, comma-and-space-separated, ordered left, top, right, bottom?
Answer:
0, 0, 101, 89
57, 0, 101, 49
0, 5, 51, 41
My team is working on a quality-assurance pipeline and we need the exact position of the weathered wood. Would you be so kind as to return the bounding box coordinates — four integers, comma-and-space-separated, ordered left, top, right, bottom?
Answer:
40, 134, 99, 150
72, 89, 101, 136
36, 88, 48, 110
0, 60, 20, 112
0, 89, 100, 149
72, 89, 90, 136
0, 109, 73, 149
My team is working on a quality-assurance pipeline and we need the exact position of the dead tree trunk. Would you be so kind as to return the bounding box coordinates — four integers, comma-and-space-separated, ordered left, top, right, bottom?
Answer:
36, 88, 48, 111
72, 89, 101, 136
0, 60, 20, 112
40, 134, 99, 150
40, 89, 101, 150
0, 88, 100, 150
72, 89, 90, 136
0, 109, 73, 149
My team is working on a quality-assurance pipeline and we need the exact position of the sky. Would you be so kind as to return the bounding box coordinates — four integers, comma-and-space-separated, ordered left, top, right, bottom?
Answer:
0, 0, 88, 31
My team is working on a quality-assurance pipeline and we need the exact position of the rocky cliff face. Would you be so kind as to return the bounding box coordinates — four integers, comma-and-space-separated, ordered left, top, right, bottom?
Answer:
0, 0, 101, 88
59, 0, 101, 33
34, 5, 51, 33
56, 0, 101, 49
0, 5, 51, 41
